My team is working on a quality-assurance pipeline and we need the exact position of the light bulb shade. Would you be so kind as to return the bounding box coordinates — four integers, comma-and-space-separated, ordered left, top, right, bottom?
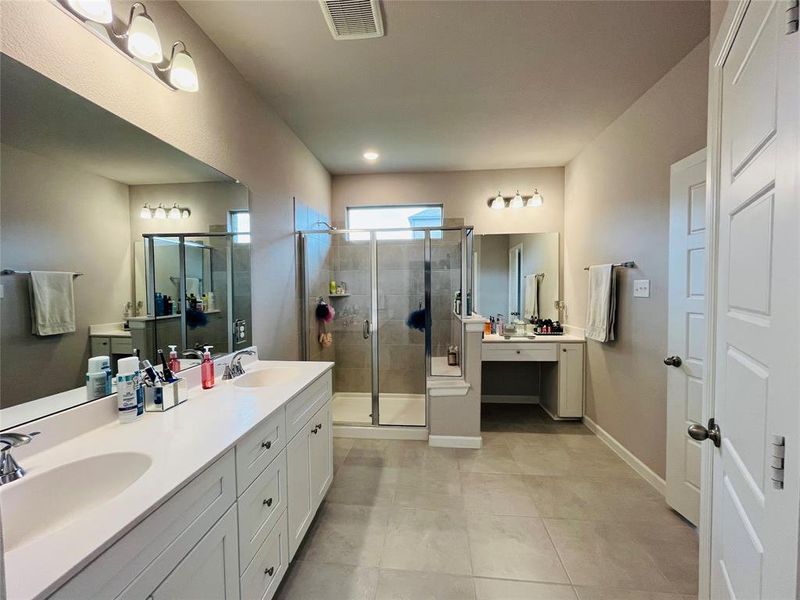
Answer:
509, 192, 524, 209
168, 205, 181, 219
490, 194, 505, 210
154, 205, 167, 219
169, 50, 199, 92
527, 191, 544, 208
67, 0, 113, 23
181, 208, 191, 219
127, 13, 163, 63
139, 205, 152, 219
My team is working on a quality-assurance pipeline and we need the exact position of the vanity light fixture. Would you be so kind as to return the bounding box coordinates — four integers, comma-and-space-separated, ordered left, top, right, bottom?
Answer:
527, 189, 544, 208
58, 0, 199, 92
509, 191, 524, 209
140, 204, 153, 219
181, 208, 191, 219
490, 192, 505, 210
168, 203, 182, 219
154, 204, 167, 219
66, 0, 113, 24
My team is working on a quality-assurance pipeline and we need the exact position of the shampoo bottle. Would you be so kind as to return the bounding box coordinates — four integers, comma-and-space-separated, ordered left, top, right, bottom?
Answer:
117, 356, 143, 423
201, 345, 215, 389
86, 355, 111, 400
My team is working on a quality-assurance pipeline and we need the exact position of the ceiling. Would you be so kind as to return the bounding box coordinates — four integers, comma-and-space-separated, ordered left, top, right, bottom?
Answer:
0, 55, 230, 185
181, 0, 709, 175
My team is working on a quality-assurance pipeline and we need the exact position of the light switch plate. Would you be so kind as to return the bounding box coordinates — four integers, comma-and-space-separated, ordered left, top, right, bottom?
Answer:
633, 279, 650, 298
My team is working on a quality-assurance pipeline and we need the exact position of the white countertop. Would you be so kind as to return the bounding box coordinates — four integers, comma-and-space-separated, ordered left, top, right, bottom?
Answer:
482, 333, 585, 343
88, 322, 131, 338
1, 359, 333, 600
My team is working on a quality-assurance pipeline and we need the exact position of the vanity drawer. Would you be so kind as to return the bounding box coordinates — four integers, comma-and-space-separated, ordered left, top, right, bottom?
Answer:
286, 371, 332, 439
236, 409, 286, 495
482, 342, 558, 362
240, 510, 289, 600
238, 450, 287, 573
111, 336, 133, 355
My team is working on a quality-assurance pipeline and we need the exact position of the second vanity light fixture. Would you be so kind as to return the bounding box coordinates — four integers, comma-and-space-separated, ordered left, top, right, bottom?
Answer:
140, 203, 191, 220
60, 0, 199, 92
489, 189, 544, 210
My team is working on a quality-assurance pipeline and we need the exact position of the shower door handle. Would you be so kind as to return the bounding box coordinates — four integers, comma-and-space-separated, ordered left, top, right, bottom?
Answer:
363, 319, 371, 339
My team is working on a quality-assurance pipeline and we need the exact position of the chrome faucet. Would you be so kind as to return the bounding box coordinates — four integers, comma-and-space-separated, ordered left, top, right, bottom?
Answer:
223, 349, 257, 380
0, 431, 38, 485
182, 349, 204, 360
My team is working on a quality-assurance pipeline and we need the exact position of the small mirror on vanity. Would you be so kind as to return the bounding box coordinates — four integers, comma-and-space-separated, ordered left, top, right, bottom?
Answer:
0, 54, 252, 426
473, 232, 561, 326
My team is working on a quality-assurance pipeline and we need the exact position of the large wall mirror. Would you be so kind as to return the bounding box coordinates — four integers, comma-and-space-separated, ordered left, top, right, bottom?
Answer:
0, 55, 251, 425
473, 232, 560, 321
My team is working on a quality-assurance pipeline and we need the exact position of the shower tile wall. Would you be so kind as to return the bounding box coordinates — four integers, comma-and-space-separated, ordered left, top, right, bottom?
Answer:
305, 233, 336, 365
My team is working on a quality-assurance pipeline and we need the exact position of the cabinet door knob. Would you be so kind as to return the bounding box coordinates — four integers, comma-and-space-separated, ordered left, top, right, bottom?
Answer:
515, 350, 521, 354
264, 566, 274, 577
263, 497, 273, 507
562, 348, 567, 352
261, 440, 272, 450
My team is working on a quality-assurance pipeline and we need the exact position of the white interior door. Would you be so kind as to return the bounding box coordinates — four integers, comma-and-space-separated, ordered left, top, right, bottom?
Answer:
708, 2, 799, 599
666, 148, 706, 526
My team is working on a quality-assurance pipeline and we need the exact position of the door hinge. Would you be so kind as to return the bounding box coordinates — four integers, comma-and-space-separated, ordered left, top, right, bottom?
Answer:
787, 0, 799, 34
771, 435, 786, 490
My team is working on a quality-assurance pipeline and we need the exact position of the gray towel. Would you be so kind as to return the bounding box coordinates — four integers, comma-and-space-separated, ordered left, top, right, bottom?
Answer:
585, 265, 616, 342
29, 271, 76, 336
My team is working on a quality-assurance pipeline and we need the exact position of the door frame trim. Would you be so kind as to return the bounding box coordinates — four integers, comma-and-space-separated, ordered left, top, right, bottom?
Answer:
700, 2, 751, 598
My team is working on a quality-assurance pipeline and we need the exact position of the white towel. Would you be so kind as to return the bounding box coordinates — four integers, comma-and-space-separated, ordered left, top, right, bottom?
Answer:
185, 277, 200, 297
585, 265, 617, 343
524, 275, 539, 320
29, 271, 76, 336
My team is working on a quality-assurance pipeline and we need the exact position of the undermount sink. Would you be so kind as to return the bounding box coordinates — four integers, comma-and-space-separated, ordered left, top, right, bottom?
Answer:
0, 452, 152, 551
234, 366, 306, 389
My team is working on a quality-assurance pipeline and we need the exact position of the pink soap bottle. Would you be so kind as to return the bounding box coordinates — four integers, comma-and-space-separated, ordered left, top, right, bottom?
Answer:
201, 345, 215, 389
168, 345, 181, 374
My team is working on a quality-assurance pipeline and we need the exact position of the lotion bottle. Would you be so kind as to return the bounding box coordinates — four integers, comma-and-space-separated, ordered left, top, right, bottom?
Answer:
201, 345, 215, 389
117, 356, 143, 423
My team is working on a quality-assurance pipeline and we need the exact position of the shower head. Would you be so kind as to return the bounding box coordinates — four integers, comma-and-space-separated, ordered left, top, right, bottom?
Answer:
312, 221, 337, 231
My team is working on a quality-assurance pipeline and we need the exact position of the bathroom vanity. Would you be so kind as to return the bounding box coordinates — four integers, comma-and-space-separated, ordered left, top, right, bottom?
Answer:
1, 357, 333, 600
482, 334, 585, 418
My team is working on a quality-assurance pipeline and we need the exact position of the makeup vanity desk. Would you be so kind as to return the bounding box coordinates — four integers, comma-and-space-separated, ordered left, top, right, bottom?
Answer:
481, 333, 585, 419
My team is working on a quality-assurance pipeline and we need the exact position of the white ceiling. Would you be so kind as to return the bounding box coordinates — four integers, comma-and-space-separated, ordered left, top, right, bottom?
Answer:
0, 55, 230, 185
182, 0, 709, 175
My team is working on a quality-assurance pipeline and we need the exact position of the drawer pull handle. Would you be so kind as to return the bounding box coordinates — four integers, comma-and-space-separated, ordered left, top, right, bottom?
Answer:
516, 350, 521, 354
261, 440, 272, 450
263, 497, 273, 507
312, 426, 319, 434
264, 566, 274, 577
316, 423, 323, 429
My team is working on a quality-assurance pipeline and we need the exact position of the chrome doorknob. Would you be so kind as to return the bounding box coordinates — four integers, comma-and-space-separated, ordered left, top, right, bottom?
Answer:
664, 355, 683, 367
688, 419, 721, 448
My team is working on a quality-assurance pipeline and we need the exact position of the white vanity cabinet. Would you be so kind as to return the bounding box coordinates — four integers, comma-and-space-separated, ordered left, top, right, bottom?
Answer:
540, 342, 585, 419
48, 368, 334, 600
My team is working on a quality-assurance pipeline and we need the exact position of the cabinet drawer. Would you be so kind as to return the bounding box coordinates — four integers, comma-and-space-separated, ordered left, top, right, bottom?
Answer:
53, 450, 236, 600
111, 336, 133, 355
90, 336, 110, 356
482, 343, 557, 362
236, 408, 286, 495
285, 371, 332, 439
240, 510, 289, 600
238, 450, 287, 573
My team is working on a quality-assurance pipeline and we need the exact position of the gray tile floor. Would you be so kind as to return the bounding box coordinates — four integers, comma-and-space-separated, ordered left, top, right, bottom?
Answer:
276, 405, 698, 600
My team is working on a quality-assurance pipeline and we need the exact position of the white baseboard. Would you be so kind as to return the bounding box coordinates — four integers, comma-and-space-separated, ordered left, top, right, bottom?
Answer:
481, 395, 539, 404
333, 425, 428, 441
582, 415, 666, 496
539, 402, 580, 421
429, 435, 482, 449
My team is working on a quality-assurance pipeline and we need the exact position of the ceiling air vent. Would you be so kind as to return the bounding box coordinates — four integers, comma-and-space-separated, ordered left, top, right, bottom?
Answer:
319, 0, 384, 40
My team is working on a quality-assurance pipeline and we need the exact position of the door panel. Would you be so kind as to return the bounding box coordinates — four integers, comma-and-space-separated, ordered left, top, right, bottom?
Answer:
666, 149, 706, 525
710, 2, 799, 598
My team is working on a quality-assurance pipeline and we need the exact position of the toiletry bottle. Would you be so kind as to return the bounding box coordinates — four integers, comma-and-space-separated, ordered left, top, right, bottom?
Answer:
168, 344, 181, 373
117, 356, 143, 423
329, 279, 337, 294
201, 345, 215, 389
86, 355, 111, 400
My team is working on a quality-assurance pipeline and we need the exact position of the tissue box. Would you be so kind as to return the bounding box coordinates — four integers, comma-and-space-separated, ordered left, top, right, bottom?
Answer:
145, 378, 189, 412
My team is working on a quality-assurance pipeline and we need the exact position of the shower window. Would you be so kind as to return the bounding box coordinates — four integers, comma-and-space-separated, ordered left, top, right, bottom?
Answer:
228, 210, 251, 244
346, 205, 443, 241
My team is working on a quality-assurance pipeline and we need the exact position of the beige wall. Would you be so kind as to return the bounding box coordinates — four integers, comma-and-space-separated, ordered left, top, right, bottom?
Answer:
331, 167, 565, 236
0, 0, 331, 361
563, 39, 709, 477
0, 144, 132, 407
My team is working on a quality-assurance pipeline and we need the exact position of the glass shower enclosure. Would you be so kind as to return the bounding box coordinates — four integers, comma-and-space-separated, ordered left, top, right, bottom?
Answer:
299, 226, 473, 429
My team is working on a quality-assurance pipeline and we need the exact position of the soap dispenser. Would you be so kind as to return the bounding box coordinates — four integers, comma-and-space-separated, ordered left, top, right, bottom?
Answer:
168, 345, 181, 374
201, 346, 215, 389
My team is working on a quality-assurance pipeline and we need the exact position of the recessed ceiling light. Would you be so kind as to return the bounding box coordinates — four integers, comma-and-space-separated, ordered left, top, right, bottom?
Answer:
363, 151, 379, 161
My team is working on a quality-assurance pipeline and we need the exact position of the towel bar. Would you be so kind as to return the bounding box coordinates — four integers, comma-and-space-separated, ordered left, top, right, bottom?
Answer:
583, 261, 635, 271
1, 269, 83, 277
